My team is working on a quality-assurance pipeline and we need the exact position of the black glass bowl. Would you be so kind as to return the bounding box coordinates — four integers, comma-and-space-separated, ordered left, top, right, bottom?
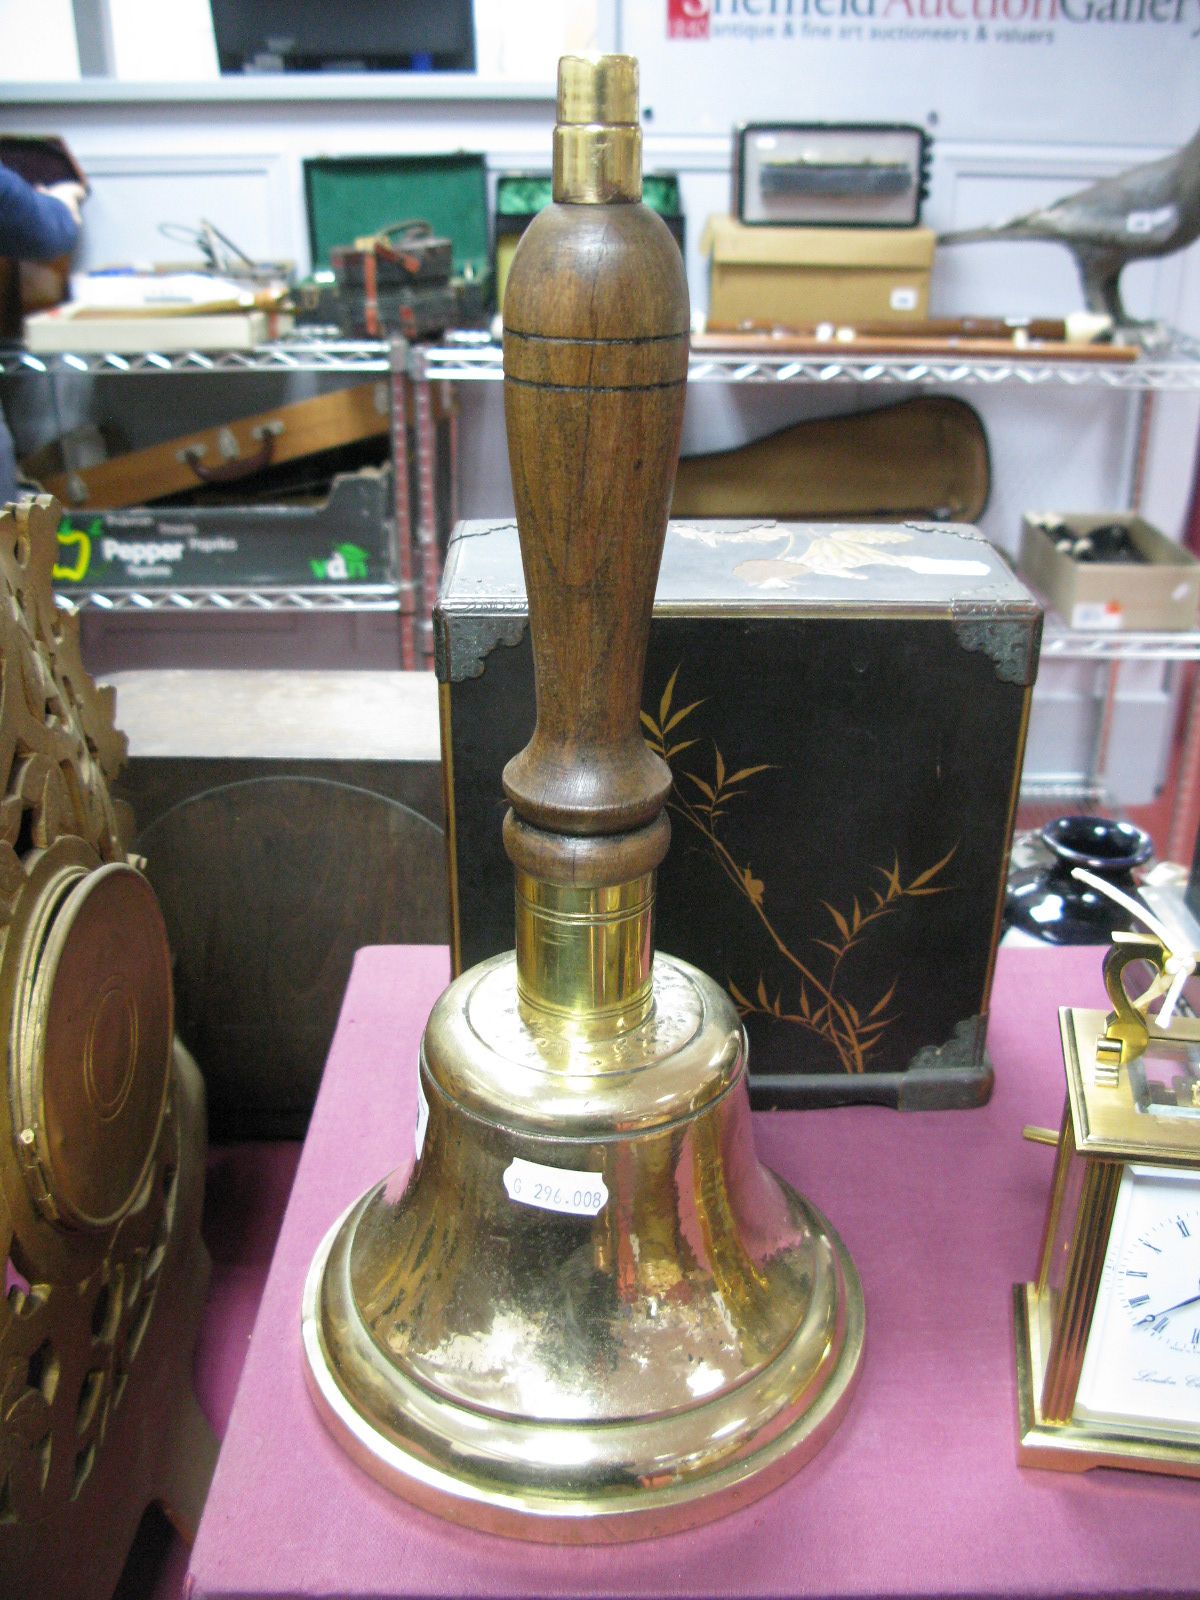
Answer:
1005, 814, 1154, 946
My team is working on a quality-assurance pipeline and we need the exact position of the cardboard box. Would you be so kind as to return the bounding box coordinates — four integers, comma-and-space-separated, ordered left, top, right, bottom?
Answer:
436, 517, 1041, 1111
703, 215, 934, 329
23, 306, 293, 354
1019, 512, 1200, 631
38, 382, 388, 509
52, 468, 403, 594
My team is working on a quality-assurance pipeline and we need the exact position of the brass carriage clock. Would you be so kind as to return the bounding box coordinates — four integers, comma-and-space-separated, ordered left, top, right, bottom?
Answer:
1015, 931, 1200, 1477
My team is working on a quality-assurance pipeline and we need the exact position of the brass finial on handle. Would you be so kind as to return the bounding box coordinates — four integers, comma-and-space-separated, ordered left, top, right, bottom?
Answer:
553, 54, 641, 203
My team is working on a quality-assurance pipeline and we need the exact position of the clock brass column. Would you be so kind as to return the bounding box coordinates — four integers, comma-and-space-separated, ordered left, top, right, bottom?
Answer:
301, 54, 865, 1542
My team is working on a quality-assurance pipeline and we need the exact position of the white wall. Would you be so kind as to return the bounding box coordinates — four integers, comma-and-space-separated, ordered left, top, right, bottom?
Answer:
106, 0, 220, 80
0, 0, 79, 78
6, 4, 1196, 538
3, 0, 602, 83
622, 7, 1199, 149
3, 0, 1200, 799
5, 11, 1198, 575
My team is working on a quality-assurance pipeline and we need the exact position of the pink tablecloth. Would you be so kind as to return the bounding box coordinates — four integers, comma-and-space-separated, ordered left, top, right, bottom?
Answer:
186, 946, 1198, 1600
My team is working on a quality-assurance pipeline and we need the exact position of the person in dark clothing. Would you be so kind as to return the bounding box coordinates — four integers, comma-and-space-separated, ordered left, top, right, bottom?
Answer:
0, 164, 84, 503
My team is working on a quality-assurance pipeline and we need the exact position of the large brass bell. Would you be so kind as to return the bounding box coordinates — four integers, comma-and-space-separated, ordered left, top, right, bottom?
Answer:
302, 53, 864, 1542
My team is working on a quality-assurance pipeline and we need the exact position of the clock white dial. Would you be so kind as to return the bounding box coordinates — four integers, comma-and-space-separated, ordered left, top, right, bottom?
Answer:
1074, 1166, 1200, 1435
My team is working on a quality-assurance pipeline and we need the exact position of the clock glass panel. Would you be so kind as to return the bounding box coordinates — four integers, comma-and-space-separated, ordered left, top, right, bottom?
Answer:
1129, 1043, 1200, 1123
1074, 1166, 1200, 1435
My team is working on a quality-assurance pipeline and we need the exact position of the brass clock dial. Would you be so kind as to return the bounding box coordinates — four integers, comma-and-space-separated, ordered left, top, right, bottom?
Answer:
1075, 1167, 1200, 1434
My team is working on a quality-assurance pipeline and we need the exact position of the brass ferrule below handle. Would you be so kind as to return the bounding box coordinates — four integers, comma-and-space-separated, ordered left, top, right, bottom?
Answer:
552, 54, 641, 204
514, 870, 656, 1038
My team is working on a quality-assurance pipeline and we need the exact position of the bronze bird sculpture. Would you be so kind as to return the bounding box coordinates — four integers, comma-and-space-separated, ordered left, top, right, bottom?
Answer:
939, 126, 1200, 329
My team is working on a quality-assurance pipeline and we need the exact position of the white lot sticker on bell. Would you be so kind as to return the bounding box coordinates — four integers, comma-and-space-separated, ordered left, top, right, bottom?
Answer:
503, 1156, 608, 1217
890, 286, 918, 311
414, 1074, 429, 1158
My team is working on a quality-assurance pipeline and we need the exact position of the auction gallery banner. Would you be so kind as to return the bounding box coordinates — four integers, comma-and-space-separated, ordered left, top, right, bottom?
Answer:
627, 0, 1200, 145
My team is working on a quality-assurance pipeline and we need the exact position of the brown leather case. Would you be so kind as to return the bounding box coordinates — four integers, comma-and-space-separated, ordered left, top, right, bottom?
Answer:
672, 395, 990, 523
39, 382, 390, 509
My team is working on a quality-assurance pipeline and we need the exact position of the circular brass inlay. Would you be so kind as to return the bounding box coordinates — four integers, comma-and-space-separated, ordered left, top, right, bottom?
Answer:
84, 983, 139, 1119
14, 863, 172, 1230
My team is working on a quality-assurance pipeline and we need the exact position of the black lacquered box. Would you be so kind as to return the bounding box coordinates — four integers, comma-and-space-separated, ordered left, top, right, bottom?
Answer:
436, 519, 1041, 1109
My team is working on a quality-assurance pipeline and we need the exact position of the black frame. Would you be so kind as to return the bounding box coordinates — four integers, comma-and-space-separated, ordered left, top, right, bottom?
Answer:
735, 121, 931, 229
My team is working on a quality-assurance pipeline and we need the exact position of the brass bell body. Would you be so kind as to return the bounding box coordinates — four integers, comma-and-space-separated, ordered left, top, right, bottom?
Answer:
305, 948, 862, 1539
302, 54, 864, 1542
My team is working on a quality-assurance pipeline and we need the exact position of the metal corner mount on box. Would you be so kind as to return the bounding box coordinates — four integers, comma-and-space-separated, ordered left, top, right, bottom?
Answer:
436, 516, 1042, 1110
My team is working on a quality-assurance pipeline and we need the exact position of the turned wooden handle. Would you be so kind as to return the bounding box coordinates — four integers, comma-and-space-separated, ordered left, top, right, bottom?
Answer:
501, 75, 689, 842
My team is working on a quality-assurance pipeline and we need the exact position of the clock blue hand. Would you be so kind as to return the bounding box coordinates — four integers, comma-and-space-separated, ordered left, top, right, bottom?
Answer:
1134, 1285, 1200, 1327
